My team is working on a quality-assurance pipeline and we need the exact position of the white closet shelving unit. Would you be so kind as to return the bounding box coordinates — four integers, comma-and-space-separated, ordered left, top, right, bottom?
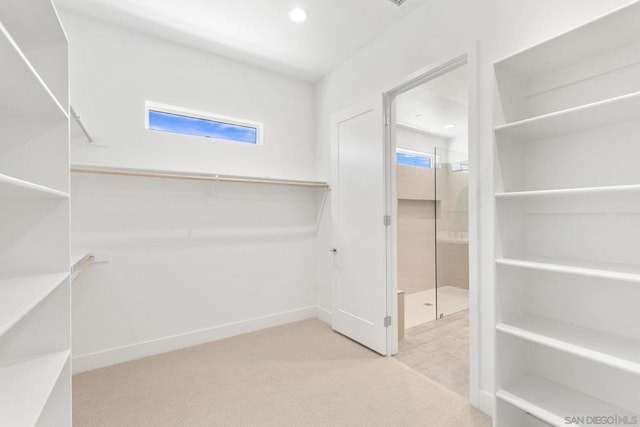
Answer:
494, 2, 640, 426
0, 0, 71, 425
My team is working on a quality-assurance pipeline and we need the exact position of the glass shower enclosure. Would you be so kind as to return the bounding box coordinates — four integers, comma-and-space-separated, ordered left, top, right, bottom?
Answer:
434, 147, 469, 319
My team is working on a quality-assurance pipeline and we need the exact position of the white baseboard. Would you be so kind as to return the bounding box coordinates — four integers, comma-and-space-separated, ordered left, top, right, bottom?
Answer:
315, 306, 332, 324
73, 306, 325, 374
478, 390, 494, 416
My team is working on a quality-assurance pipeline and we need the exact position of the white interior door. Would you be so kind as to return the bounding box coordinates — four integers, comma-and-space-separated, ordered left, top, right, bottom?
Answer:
331, 97, 389, 355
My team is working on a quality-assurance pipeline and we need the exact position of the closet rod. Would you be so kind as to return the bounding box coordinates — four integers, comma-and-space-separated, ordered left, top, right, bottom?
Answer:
70, 105, 94, 142
71, 254, 95, 283
70, 165, 330, 188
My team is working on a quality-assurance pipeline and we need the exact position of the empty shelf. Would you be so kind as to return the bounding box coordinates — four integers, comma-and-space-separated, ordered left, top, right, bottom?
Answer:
497, 315, 640, 376
497, 374, 639, 427
494, 2, 640, 79
0, 174, 69, 199
495, 91, 640, 141
496, 258, 640, 284
0, 351, 69, 426
0, 273, 69, 338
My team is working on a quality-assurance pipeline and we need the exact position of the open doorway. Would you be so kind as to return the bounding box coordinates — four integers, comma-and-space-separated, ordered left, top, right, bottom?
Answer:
391, 60, 472, 398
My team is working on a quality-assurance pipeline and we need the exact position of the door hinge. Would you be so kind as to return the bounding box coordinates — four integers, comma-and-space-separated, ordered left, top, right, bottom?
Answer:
383, 215, 391, 226
384, 316, 391, 327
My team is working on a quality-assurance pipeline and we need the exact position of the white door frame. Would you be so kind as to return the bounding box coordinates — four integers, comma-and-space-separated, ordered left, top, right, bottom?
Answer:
382, 44, 481, 405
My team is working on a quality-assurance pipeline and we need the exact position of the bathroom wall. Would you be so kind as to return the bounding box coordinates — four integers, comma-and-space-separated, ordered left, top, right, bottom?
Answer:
436, 161, 470, 290
435, 134, 469, 290
396, 127, 448, 295
397, 146, 470, 294
397, 189, 436, 295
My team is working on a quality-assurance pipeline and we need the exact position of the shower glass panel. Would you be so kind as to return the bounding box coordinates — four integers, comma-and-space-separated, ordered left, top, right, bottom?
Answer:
434, 147, 469, 319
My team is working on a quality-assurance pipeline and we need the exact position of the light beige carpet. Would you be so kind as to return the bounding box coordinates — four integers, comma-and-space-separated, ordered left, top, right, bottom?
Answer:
73, 319, 491, 426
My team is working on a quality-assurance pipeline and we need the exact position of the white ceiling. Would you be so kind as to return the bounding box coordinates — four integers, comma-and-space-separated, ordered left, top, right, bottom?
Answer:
56, 0, 429, 82
395, 65, 469, 139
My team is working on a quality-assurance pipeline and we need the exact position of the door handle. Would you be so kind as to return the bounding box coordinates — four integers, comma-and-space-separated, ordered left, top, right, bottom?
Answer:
330, 248, 338, 253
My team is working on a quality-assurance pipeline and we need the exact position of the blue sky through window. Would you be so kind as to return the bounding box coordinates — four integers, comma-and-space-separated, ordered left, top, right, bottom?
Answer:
396, 152, 432, 168
148, 110, 258, 144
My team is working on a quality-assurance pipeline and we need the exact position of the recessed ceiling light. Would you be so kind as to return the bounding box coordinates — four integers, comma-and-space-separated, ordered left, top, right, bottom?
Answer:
443, 123, 456, 129
289, 8, 308, 23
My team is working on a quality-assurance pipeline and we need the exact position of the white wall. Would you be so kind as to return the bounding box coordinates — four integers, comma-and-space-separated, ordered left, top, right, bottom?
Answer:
60, 12, 324, 372
70, 173, 324, 372
447, 134, 468, 156
63, 12, 315, 181
313, 0, 635, 414
396, 125, 448, 154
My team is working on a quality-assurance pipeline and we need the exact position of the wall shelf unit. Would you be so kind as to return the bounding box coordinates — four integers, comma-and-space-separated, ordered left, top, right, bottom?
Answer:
496, 257, 640, 284
0, 1, 71, 424
497, 314, 640, 376
0, 351, 70, 426
494, 2, 640, 123
495, 91, 640, 141
497, 374, 640, 427
0, 23, 70, 192
494, 2, 640, 425
0, 273, 69, 337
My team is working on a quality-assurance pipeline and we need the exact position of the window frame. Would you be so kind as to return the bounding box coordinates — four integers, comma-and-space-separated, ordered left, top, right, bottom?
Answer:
145, 101, 264, 145
395, 148, 437, 169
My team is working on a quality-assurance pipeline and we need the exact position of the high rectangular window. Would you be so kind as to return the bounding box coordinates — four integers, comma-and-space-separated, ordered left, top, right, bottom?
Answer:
146, 102, 263, 145
396, 149, 433, 168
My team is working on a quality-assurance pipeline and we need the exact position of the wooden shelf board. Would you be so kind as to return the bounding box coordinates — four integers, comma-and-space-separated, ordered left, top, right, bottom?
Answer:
495, 257, 640, 284
0, 273, 69, 338
498, 314, 640, 376
497, 374, 639, 426
0, 23, 68, 120
493, 2, 640, 79
0, 351, 70, 426
495, 184, 640, 199
70, 251, 92, 270
0, 174, 69, 199
495, 91, 640, 141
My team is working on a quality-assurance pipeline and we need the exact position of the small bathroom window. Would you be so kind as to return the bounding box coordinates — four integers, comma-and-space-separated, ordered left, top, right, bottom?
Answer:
396, 149, 433, 169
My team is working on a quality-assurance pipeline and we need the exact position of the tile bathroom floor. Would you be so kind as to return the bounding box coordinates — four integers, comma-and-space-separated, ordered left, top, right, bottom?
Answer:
404, 286, 469, 328
395, 309, 470, 399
